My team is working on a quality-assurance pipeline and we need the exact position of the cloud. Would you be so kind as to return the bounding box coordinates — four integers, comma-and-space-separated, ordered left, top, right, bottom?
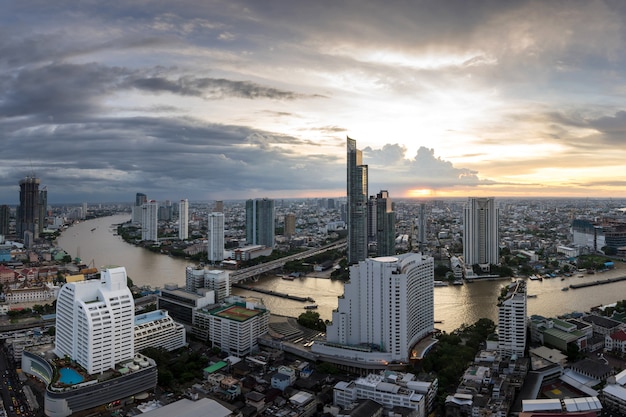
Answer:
129, 75, 306, 100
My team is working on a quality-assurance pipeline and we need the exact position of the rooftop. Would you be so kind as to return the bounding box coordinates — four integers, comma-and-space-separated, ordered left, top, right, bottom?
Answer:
211, 304, 264, 322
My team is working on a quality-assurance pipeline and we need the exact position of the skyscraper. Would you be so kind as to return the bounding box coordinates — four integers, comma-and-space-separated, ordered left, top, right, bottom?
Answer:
17, 176, 40, 239
246, 198, 275, 248
347, 137, 368, 264
0, 205, 10, 237
141, 200, 158, 242
38, 187, 48, 234
207, 212, 225, 263
179, 199, 189, 240
498, 280, 527, 357
463, 197, 500, 266
54, 266, 135, 375
313, 253, 434, 364
133, 192, 147, 224
376, 190, 395, 257
284, 213, 296, 238
214, 200, 224, 213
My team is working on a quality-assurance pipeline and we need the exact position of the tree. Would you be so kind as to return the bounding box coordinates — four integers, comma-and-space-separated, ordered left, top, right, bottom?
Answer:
297, 311, 326, 331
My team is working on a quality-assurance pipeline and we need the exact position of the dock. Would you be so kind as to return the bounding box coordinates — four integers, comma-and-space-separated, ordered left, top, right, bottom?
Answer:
233, 283, 315, 303
569, 275, 626, 290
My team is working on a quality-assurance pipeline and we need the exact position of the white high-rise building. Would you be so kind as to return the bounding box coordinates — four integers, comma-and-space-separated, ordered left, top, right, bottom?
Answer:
179, 199, 188, 240
186, 266, 230, 302
54, 266, 135, 375
208, 212, 225, 263
141, 200, 158, 242
312, 253, 434, 365
463, 197, 500, 266
498, 280, 527, 358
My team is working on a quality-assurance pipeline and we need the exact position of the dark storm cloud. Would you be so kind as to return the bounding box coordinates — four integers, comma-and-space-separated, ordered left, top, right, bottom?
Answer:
129, 76, 304, 100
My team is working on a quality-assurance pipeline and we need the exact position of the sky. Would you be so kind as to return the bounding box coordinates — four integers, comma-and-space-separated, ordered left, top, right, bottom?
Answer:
2, 0, 626, 204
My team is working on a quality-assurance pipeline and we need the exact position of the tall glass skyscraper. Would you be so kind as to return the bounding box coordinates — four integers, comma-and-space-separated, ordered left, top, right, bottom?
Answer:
246, 198, 275, 248
347, 137, 368, 264
17, 176, 40, 239
375, 190, 395, 257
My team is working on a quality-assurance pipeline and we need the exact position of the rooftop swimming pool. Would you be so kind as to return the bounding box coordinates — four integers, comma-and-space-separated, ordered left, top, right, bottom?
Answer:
58, 367, 84, 385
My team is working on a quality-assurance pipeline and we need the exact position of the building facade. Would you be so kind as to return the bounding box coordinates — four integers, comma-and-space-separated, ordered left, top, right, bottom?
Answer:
17, 176, 40, 239
54, 266, 135, 375
208, 212, 225, 262
284, 213, 296, 238
463, 197, 500, 266
347, 137, 368, 264
375, 190, 395, 257
498, 280, 527, 358
185, 266, 230, 302
134, 310, 187, 352
313, 253, 434, 366
178, 198, 188, 240
199, 298, 269, 357
246, 198, 275, 248
141, 200, 159, 242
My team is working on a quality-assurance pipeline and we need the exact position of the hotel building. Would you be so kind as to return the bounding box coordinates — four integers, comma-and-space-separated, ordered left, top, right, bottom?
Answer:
312, 253, 434, 368
497, 280, 527, 358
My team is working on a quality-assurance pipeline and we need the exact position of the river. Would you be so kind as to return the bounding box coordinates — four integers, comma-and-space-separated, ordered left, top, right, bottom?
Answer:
56, 214, 626, 333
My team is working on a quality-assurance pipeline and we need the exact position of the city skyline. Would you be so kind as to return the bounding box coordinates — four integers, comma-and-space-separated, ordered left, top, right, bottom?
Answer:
3, 1, 626, 203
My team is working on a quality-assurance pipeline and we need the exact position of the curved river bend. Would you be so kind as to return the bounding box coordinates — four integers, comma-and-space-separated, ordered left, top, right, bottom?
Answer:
57, 215, 626, 333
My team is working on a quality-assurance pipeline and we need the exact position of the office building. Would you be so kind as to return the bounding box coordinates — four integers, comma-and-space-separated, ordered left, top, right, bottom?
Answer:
55, 266, 135, 374
214, 200, 224, 213
463, 197, 500, 266
284, 213, 296, 238
158, 284, 215, 326
498, 280, 527, 358
17, 176, 40, 239
132, 192, 147, 224
347, 137, 368, 264
334, 372, 428, 417
141, 200, 158, 242
375, 190, 395, 257
185, 266, 230, 302
38, 186, 48, 234
246, 198, 275, 248
208, 212, 225, 262
313, 253, 434, 367
197, 297, 269, 357
134, 310, 187, 352
179, 198, 188, 240
0, 205, 10, 236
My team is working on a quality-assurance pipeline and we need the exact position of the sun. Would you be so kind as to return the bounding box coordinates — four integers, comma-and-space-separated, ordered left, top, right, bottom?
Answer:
407, 189, 435, 198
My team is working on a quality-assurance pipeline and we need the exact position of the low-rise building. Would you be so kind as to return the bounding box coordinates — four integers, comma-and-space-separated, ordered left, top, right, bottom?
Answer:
334, 373, 426, 417
134, 310, 186, 353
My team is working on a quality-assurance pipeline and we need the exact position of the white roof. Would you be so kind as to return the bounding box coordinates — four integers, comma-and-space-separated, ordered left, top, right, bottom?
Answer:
522, 399, 561, 412
604, 383, 626, 401
563, 397, 602, 412
615, 368, 626, 386
142, 398, 231, 417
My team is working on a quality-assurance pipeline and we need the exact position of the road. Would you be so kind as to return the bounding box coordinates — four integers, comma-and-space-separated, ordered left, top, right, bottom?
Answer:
229, 239, 346, 283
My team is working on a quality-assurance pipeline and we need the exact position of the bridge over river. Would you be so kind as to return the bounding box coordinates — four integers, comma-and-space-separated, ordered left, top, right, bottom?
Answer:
228, 239, 346, 283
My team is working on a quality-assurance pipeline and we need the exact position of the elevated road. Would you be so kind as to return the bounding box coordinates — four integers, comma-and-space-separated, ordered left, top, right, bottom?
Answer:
229, 239, 346, 283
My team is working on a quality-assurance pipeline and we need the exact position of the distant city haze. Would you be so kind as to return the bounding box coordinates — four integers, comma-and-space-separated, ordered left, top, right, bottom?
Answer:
57, 215, 626, 333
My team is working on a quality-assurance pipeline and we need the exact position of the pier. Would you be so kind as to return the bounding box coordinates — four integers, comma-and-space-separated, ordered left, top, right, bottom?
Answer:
569, 275, 626, 289
233, 283, 315, 303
